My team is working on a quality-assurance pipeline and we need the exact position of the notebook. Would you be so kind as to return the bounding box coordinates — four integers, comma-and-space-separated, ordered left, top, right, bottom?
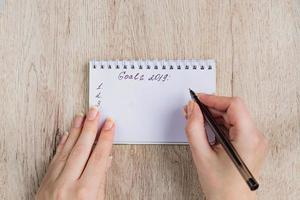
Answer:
89, 60, 216, 144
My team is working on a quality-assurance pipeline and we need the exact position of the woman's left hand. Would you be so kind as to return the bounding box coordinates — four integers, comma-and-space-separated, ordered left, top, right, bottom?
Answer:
36, 107, 115, 200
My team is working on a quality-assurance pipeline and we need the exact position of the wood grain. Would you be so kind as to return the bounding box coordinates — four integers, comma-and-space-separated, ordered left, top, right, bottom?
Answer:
0, 0, 299, 199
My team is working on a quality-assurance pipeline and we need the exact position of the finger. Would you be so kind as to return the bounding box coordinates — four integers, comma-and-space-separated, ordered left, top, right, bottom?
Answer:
56, 131, 69, 154
198, 93, 233, 112
184, 105, 187, 115
215, 117, 231, 129
227, 126, 237, 141
56, 113, 85, 162
40, 131, 69, 183
182, 106, 188, 119
199, 94, 252, 129
212, 143, 223, 152
185, 100, 215, 158
225, 97, 253, 129
61, 107, 100, 181
81, 118, 115, 189
208, 107, 224, 118
49, 114, 85, 180
207, 107, 233, 126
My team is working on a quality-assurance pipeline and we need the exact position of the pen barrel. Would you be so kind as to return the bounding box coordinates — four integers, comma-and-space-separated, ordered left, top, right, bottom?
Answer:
205, 114, 259, 191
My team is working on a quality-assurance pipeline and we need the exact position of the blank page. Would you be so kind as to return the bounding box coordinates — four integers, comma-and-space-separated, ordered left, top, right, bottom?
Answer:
89, 60, 216, 144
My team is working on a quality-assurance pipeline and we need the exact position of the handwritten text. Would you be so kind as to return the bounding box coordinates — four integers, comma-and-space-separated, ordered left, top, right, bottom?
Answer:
118, 71, 169, 82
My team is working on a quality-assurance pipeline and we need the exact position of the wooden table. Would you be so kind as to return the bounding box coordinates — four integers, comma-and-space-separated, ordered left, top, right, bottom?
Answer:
1, 0, 299, 199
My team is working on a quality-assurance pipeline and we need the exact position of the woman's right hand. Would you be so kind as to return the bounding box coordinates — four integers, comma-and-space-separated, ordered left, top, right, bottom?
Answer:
184, 94, 268, 200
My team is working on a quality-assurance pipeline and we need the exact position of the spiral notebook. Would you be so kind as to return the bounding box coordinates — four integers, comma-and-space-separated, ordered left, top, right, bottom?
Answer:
89, 60, 216, 144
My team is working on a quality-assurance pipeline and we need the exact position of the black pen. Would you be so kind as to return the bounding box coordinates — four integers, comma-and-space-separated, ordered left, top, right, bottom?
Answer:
189, 89, 259, 191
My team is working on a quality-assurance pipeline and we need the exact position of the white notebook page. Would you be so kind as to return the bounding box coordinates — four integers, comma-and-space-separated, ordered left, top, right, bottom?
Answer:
89, 60, 216, 144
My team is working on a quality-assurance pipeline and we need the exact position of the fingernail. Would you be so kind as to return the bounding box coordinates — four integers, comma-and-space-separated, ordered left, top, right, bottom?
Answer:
87, 106, 98, 120
73, 113, 84, 128
103, 117, 114, 130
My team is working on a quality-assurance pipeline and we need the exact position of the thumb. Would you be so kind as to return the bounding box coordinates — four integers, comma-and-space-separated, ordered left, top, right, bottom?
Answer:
185, 100, 214, 156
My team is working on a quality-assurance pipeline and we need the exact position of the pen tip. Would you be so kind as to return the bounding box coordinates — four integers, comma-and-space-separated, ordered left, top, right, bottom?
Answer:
189, 88, 194, 99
